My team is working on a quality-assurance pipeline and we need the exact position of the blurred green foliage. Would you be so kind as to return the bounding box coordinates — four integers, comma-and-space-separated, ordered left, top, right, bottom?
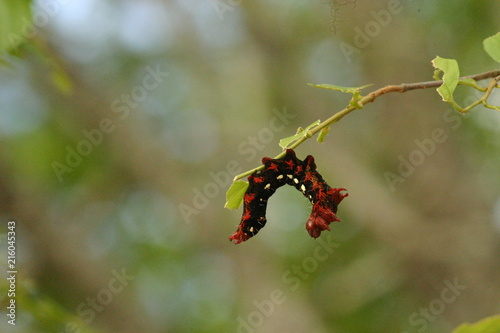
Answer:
0, 0, 32, 55
453, 315, 500, 333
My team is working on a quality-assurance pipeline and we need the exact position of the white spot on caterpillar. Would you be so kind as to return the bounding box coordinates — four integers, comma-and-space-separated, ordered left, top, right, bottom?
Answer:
287, 174, 293, 179
249, 227, 254, 233
301, 184, 306, 192
264, 183, 271, 190
293, 178, 299, 184
276, 175, 284, 180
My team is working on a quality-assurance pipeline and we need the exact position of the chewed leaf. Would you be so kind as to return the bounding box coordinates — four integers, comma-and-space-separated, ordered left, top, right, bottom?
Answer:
279, 119, 320, 149
308, 83, 372, 94
483, 32, 500, 63
225, 181, 249, 210
432, 69, 442, 80
432, 56, 459, 99
432, 56, 461, 111
452, 314, 500, 333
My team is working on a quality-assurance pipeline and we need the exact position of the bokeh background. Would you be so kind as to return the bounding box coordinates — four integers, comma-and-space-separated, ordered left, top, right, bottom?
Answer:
0, 0, 499, 332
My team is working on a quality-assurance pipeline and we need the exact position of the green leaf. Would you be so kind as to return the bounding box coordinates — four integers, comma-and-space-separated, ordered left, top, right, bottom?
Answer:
483, 32, 500, 63
452, 314, 500, 333
279, 119, 320, 149
308, 83, 372, 94
224, 181, 249, 209
0, 0, 32, 55
317, 126, 330, 143
432, 56, 462, 111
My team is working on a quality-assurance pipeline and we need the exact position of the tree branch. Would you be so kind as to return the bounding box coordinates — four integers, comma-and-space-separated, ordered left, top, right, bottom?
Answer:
233, 69, 500, 182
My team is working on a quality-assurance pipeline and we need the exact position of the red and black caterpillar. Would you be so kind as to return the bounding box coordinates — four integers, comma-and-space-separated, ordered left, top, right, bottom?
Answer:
229, 149, 348, 244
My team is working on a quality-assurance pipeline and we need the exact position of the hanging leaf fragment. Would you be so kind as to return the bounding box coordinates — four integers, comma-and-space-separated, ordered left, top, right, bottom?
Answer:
224, 180, 249, 209
432, 56, 462, 111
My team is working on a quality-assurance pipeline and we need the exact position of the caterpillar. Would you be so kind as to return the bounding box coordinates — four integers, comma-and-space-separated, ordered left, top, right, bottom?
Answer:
229, 149, 348, 244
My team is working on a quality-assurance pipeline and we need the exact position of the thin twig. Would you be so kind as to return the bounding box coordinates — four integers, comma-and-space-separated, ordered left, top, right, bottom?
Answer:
232, 69, 500, 181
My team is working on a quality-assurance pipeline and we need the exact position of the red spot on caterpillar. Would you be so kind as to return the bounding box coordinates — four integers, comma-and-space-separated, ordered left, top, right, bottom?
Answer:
285, 160, 295, 169
241, 209, 252, 222
244, 193, 256, 205
252, 176, 264, 183
312, 180, 323, 192
266, 163, 279, 171
304, 168, 316, 182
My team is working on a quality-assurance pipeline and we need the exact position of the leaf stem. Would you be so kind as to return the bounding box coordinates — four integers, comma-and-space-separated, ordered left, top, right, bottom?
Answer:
232, 69, 500, 181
